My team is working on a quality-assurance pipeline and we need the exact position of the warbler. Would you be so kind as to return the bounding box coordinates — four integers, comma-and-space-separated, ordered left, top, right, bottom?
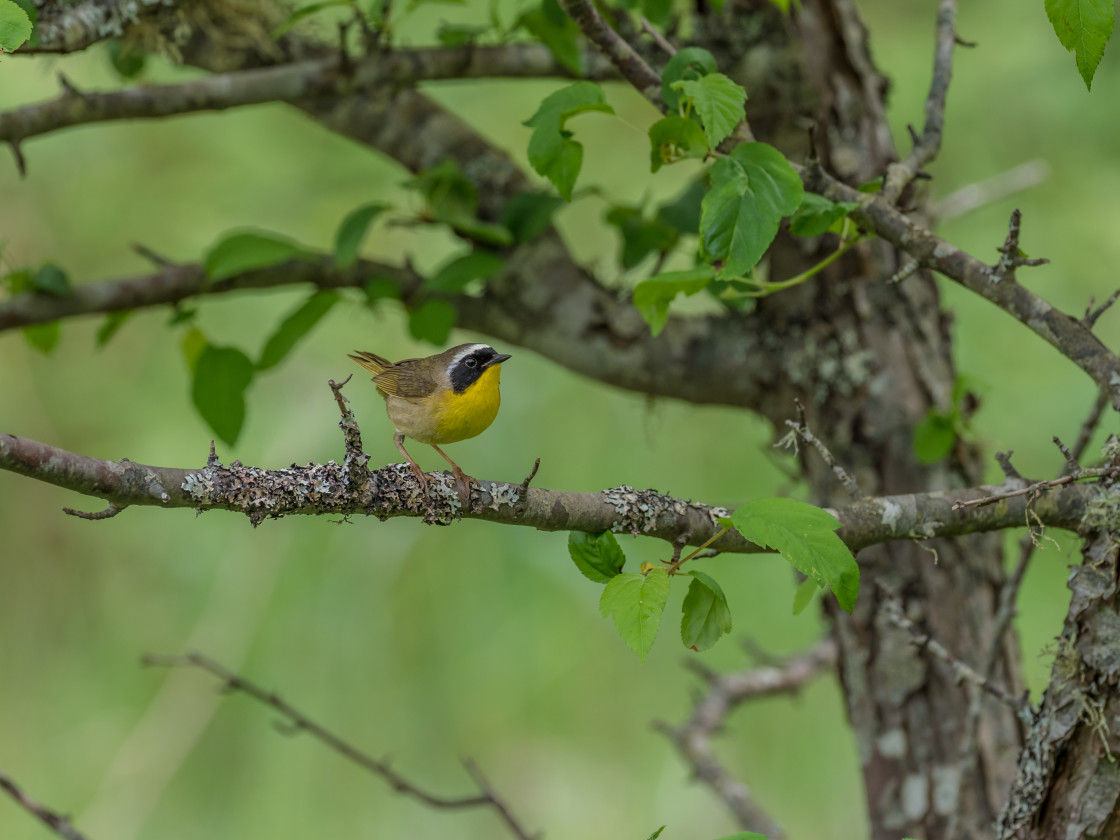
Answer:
349, 343, 511, 495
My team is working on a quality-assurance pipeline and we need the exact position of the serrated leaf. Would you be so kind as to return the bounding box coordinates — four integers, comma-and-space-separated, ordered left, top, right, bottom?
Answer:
681, 571, 732, 651
661, 46, 718, 112
1045, 0, 1114, 90
204, 231, 313, 281
524, 82, 614, 200
335, 202, 389, 268
700, 143, 803, 278
502, 191, 565, 243
191, 344, 255, 447
32, 263, 70, 296
22, 322, 59, 354
792, 576, 818, 615
600, 568, 670, 661
789, 193, 859, 238
605, 206, 679, 269
633, 266, 714, 336
568, 531, 626, 583
648, 115, 709, 172
96, 310, 132, 348
518, 0, 582, 74
257, 290, 338, 371
0, 0, 32, 51
408, 299, 457, 345
671, 74, 747, 149
8, 0, 36, 48
427, 251, 505, 293
913, 409, 957, 464
728, 497, 859, 613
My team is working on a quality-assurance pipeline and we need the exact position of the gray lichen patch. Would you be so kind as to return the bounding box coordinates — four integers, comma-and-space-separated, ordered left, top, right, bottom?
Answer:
1083, 485, 1120, 531
602, 485, 730, 536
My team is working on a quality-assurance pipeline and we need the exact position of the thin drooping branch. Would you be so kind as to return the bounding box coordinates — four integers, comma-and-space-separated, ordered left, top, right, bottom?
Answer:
654, 639, 837, 836
0, 44, 611, 150
883, 0, 959, 201
555, 0, 662, 105
0, 427, 1104, 552
0, 769, 92, 840
143, 652, 536, 840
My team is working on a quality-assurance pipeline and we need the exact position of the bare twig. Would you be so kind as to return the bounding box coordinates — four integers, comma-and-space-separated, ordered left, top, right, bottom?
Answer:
1070, 390, 1109, 461
950, 465, 1119, 511
142, 652, 537, 840
877, 588, 1029, 716
640, 18, 677, 55
654, 639, 836, 836
518, 457, 541, 493
555, 0, 663, 105
930, 159, 1050, 222
883, 0, 960, 201
0, 769, 91, 840
992, 209, 1050, 282
784, 400, 863, 498
62, 501, 126, 520
1083, 289, 1120, 329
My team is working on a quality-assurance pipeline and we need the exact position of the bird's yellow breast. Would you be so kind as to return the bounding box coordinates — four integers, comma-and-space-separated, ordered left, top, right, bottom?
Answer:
428, 364, 502, 444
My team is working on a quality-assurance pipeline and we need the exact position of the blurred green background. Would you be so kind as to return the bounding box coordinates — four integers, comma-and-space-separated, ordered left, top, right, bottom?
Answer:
2, 0, 1119, 838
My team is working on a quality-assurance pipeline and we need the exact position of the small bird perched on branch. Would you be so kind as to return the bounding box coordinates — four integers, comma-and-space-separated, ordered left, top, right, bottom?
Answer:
349, 343, 511, 496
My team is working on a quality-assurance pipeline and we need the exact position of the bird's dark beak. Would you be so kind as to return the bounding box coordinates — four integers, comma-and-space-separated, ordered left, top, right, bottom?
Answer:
483, 353, 512, 369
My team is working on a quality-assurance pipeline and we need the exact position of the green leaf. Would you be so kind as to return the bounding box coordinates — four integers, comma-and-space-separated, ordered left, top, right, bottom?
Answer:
406, 160, 513, 245
656, 177, 707, 234
180, 327, 207, 373
107, 39, 145, 78
204, 231, 313, 281
22, 322, 59, 354
427, 251, 505, 293
191, 344, 255, 447
641, 0, 671, 27
681, 571, 732, 651
700, 143, 803, 278
335, 202, 389, 268
96, 310, 133, 348
646, 828, 666, 840
257, 290, 339, 371
600, 568, 671, 661
168, 306, 198, 327
32, 263, 71, 296
436, 22, 490, 45
671, 74, 747, 149
502, 191, 565, 243
408, 299, 457, 345
524, 82, 614, 200
661, 46, 718, 112
1045, 0, 1115, 90
792, 576, 818, 615
789, 193, 859, 238
0, 0, 32, 51
363, 275, 401, 304
568, 531, 626, 583
633, 266, 714, 336
648, 115, 709, 172
912, 409, 957, 464
604, 206, 679, 269
727, 497, 859, 613
272, 0, 356, 38
518, 0, 582, 74
8, 0, 35, 48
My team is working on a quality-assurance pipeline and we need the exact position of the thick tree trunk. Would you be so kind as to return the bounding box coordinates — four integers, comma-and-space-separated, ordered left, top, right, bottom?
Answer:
694, 2, 1025, 835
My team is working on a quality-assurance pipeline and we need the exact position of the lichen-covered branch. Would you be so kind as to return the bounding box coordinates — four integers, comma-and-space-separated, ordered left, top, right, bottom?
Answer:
0, 430, 1104, 552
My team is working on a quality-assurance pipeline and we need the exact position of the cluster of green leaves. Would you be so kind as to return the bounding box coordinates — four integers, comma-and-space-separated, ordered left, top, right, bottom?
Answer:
1045, 0, 1114, 90
525, 50, 859, 338
571, 498, 858, 660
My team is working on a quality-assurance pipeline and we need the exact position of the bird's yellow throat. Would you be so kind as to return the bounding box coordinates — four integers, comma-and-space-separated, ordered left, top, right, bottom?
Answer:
433, 364, 502, 443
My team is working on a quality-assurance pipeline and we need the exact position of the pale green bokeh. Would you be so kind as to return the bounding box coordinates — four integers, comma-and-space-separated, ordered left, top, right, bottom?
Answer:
1, 1, 1117, 838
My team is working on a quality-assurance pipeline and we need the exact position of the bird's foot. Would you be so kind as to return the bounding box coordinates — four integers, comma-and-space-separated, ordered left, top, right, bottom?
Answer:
450, 466, 474, 502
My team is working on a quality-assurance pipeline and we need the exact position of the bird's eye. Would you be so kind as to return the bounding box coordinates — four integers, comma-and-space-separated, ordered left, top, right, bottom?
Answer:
465, 357, 478, 368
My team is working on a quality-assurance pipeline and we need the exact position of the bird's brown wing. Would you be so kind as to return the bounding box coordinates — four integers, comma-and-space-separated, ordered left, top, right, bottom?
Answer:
349, 352, 438, 399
